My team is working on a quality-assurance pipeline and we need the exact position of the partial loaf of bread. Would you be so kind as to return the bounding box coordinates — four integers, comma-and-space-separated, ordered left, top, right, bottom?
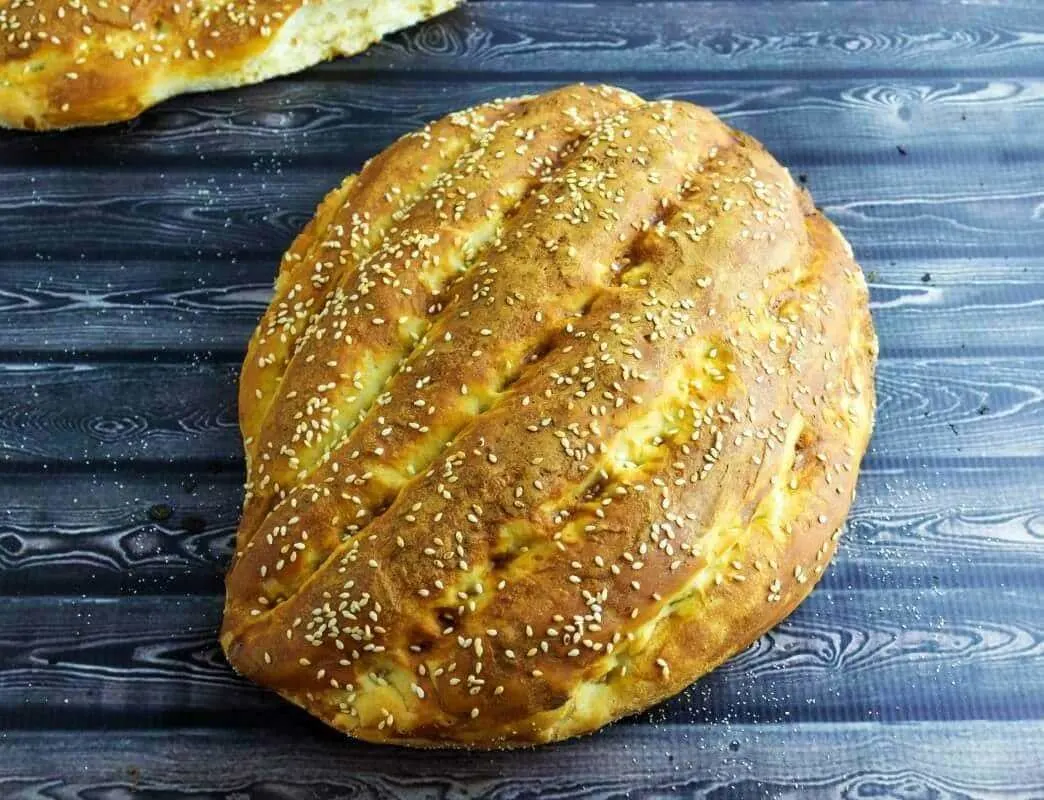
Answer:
0, 0, 461, 130
221, 84, 878, 748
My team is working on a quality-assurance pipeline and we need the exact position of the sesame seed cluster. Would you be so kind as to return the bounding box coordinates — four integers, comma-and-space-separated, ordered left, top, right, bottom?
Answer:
0, 0, 462, 129
221, 84, 878, 748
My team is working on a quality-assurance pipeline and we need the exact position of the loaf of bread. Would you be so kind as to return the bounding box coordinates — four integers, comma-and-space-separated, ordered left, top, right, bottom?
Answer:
221, 84, 878, 748
0, 0, 461, 130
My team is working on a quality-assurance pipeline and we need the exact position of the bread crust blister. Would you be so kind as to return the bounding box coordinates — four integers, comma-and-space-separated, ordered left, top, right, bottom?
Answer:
222, 84, 878, 748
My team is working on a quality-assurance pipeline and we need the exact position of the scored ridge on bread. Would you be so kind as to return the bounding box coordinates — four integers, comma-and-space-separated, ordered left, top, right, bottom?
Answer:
0, 0, 461, 130
222, 84, 878, 748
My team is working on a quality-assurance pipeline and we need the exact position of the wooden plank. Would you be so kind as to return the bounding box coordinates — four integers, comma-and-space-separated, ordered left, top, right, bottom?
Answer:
5, 77, 1041, 168
0, 0, 1037, 790
866, 262, 1044, 358
0, 468, 235, 596
1, 722, 1042, 799
1, 257, 1040, 357
0, 259, 266, 357
0, 357, 1039, 465
4, 154, 1039, 264
0, 590, 1040, 731
1, 463, 1041, 596
0, 361, 240, 465
347, 1, 1044, 77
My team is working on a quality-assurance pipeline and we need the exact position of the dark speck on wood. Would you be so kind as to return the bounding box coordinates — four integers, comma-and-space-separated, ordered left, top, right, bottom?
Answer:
180, 514, 207, 535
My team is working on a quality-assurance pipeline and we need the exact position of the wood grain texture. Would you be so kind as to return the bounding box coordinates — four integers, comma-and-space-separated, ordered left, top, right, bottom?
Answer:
1, 722, 1041, 799
2, 463, 1041, 596
5, 146, 1041, 262
0, 0, 1041, 787
1, 590, 1040, 729
0, 358, 1040, 465
0, 468, 234, 595
15, 0, 1042, 84
5, 77, 1041, 168
339, 1, 1044, 77
2, 256, 1040, 357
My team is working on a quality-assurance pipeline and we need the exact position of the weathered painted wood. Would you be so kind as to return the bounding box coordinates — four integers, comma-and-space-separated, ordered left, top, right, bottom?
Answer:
0, 590, 1040, 729
331, 1, 1044, 76
1, 463, 1041, 595
0, 361, 241, 465
1, 257, 1040, 357
4, 158, 1039, 264
1, 721, 1041, 799
2, 721, 1042, 799
0, 0, 1041, 786
0, 358, 1039, 465
0, 259, 265, 357
0, 468, 235, 596
6, 77, 1041, 168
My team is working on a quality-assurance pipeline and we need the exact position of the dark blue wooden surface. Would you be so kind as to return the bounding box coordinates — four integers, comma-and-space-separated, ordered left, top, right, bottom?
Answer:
1, 1, 1043, 797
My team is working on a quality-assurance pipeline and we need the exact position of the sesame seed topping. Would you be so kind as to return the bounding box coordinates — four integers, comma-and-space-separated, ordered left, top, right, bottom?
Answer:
222, 86, 876, 746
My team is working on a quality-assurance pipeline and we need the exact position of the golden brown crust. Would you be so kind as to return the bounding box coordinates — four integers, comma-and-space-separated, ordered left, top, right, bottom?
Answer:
0, 0, 462, 130
222, 84, 878, 748
237, 93, 530, 482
